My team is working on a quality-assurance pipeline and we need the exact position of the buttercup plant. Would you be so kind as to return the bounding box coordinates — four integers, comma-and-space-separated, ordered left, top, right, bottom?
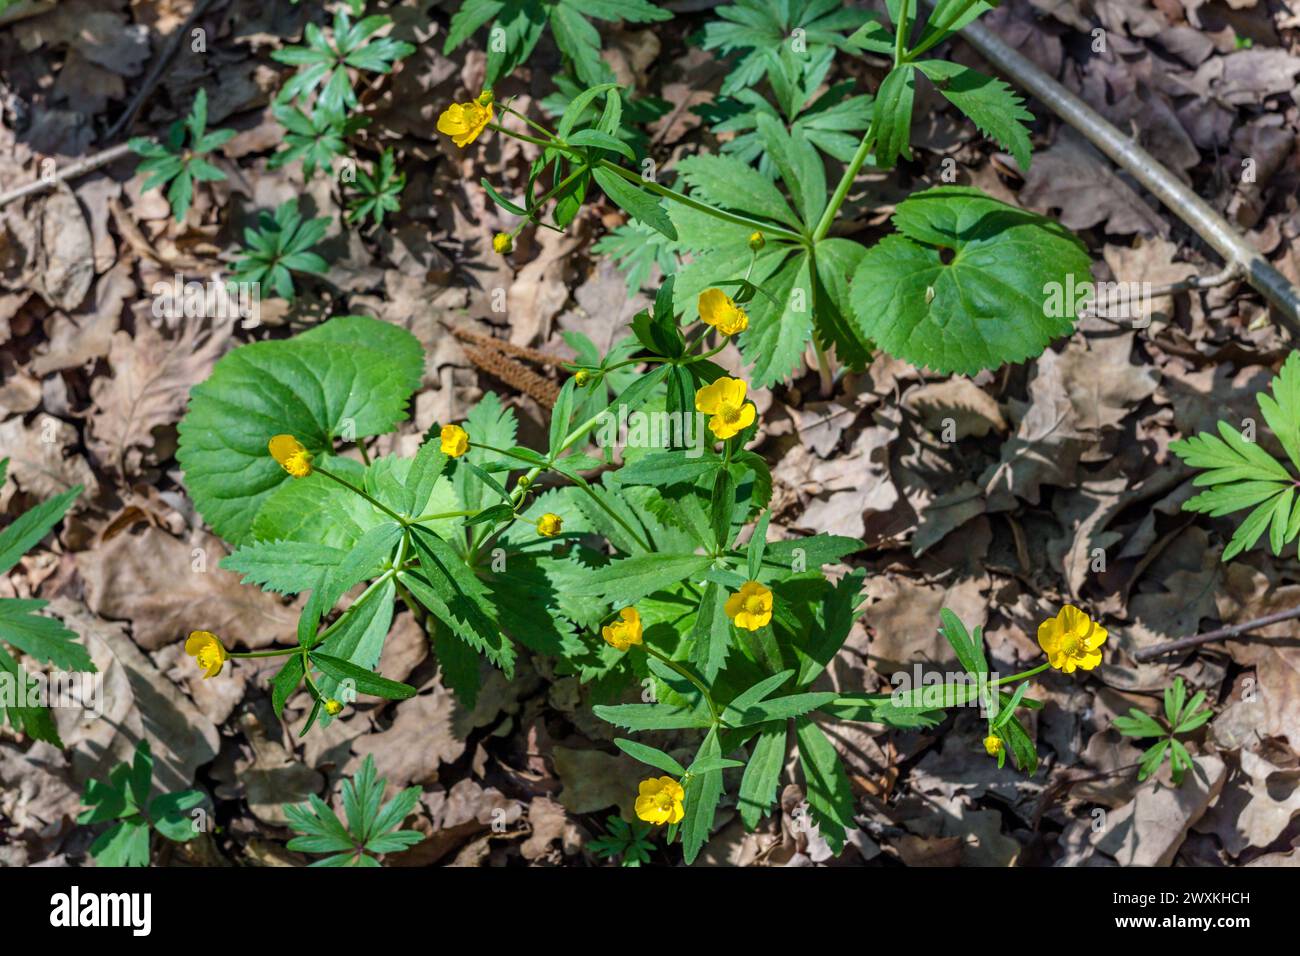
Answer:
174, 303, 1109, 862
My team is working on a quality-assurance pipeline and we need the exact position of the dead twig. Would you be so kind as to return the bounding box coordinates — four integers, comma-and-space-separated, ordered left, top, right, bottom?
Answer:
1133, 605, 1300, 662
0, 0, 218, 209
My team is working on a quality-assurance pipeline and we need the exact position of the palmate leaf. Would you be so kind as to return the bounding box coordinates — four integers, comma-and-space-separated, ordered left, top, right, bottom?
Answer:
700, 0, 870, 99
177, 315, 423, 544
446, 0, 670, 87
849, 185, 1091, 375
285, 755, 423, 865
1172, 355, 1300, 561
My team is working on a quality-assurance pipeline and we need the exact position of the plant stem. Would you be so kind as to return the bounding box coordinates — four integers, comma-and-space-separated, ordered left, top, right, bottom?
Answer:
812, 124, 876, 243
470, 441, 543, 467
905, 0, 982, 61
992, 662, 1050, 686
641, 643, 723, 726
228, 647, 300, 659
894, 0, 912, 64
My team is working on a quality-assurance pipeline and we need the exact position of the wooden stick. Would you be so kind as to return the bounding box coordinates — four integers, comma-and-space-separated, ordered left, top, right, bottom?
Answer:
1133, 605, 1300, 661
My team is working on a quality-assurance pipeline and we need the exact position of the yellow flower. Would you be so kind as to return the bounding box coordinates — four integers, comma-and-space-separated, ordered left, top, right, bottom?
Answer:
984, 734, 1003, 757
602, 607, 643, 651
492, 232, 513, 255
695, 376, 757, 440
185, 630, 227, 679
698, 288, 749, 336
635, 776, 685, 826
574, 369, 591, 387
725, 580, 773, 631
748, 231, 765, 250
537, 512, 563, 537
1037, 605, 1108, 673
436, 99, 494, 148
268, 434, 312, 478
324, 698, 344, 716
441, 424, 469, 457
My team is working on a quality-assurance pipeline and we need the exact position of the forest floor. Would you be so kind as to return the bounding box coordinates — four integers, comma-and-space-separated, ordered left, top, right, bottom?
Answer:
3, 0, 1300, 866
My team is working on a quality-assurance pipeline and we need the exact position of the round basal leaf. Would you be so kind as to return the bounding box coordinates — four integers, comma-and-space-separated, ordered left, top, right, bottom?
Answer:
178, 316, 422, 544
849, 185, 1091, 375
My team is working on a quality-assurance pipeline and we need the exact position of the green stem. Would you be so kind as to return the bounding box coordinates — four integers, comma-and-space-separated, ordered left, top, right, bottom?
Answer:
411, 508, 479, 523
894, 0, 912, 65
228, 647, 300, 659
314, 465, 407, 524
905, 0, 982, 61
470, 441, 544, 467
812, 125, 877, 243
500, 103, 560, 141
991, 662, 1051, 686
641, 643, 723, 726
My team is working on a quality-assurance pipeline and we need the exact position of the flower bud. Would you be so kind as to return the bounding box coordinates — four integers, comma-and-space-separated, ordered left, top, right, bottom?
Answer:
748, 231, 765, 251
492, 232, 513, 255
477, 89, 494, 106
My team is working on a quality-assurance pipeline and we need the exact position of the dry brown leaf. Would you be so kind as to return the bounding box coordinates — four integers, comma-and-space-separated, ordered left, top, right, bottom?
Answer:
77, 525, 299, 651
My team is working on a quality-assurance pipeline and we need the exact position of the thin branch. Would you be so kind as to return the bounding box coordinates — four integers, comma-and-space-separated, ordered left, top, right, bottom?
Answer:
106, 0, 220, 141
1133, 605, 1300, 662
0, 0, 217, 209
936, 4, 1300, 336
0, 143, 134, 208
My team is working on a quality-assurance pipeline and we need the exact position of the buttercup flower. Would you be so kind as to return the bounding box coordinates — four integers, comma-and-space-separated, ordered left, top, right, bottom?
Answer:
695, 376, 757, 440
635, 776, 685, 826
269, 434, 312, 478
324, 698, 344, 716
492, 232, 513, 255
1037, 605, 1107, 673
602, 607, 643, 651
698, 288, 749, 337
186, 630, 227, 679
574, 369, 591, 387
984, 734, 1003, 757
436, 97, 493, 148
441, 424, 469, 457
725, 580, 773, 631
537, 512, 563, 537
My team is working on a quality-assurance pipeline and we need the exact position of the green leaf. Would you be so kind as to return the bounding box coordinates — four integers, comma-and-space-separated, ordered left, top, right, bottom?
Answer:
681, 728, 725, 865
309, 651, 416, 700
726, 691, 839, 727
0, 599, 93, 671
0, 485, 79, 577
794, 716, 856, 854
850, 185, 1091, 375
914, 61, 1033, 171
591, 166, 677, 240
737, 721, 786, 830
566, 552, 714, 606
593, 702, 714, 731
690, 581, 731, 681
1113, 709, 1165, 738
873, 65, 916, 168
672, 153, 800, 229
177, 315, 423, 543
615, 738, 687, 776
